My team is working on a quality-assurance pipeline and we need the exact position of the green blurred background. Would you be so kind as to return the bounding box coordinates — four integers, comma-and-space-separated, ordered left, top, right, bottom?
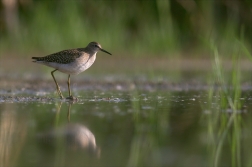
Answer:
1, 0, 251, 57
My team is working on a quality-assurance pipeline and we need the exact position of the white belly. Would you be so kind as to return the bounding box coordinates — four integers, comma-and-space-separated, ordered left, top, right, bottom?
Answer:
38, 54, 97, 75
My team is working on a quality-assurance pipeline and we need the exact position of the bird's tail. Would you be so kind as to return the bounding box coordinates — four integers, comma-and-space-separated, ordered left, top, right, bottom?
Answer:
32, 57, 43, 62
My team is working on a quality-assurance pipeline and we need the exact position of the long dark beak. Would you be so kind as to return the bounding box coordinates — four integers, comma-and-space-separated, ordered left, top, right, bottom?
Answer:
100, 48, 112, 55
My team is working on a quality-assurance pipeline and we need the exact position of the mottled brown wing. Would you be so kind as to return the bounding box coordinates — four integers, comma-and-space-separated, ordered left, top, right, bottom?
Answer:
34, 49, 82, 64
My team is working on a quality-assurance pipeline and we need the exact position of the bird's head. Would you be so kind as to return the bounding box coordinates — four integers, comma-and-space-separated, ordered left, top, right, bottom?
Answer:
88, 42, 112, 55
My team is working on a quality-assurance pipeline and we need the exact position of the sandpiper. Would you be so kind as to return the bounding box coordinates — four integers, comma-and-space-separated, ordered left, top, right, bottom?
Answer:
32, 42, 112, 100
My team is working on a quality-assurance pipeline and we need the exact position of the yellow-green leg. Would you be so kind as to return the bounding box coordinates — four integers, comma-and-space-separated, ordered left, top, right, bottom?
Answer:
51, 69, 64, 99
66, 75, 78, 100
67, 74, 72, 98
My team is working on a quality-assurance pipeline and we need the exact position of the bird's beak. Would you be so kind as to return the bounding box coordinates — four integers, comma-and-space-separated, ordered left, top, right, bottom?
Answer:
100, 48, 112, 55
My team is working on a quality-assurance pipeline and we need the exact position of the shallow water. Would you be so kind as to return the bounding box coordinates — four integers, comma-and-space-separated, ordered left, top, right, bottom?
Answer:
1, 89, 252, 167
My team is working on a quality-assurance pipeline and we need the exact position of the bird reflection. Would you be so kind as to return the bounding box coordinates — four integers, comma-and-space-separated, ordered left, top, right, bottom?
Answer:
38, 102, 100, 158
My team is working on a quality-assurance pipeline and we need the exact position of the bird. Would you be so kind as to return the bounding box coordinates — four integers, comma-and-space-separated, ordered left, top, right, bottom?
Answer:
32, 42, 112, 100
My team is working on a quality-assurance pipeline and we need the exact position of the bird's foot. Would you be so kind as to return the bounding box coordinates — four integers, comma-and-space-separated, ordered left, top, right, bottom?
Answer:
66, 95, 78, 101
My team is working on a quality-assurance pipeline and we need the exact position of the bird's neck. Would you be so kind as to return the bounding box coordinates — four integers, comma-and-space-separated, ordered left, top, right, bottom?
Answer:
89, 53, 97, 62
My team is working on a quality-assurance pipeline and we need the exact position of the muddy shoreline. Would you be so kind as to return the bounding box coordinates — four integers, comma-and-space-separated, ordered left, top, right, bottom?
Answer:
1, 77, 252, 103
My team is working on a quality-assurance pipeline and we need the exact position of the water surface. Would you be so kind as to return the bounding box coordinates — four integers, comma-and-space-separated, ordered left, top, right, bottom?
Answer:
1, 89, 252, 167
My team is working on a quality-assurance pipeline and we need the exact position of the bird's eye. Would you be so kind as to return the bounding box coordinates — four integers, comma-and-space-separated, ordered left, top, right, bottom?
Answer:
94, 45, 98, 48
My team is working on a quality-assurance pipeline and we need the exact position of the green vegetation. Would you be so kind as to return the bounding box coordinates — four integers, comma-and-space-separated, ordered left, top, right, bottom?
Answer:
0, 0, 252, 56
1, 1, 252, 166
203, 37, 252, 166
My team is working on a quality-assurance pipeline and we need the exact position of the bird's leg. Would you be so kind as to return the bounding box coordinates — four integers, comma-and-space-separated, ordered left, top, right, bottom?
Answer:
51, 69, 64, 99
66, 75, 78, 101
67, 74, 72, 97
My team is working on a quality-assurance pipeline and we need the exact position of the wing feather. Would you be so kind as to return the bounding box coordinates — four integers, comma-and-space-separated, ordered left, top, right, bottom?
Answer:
32, 49, 82, 64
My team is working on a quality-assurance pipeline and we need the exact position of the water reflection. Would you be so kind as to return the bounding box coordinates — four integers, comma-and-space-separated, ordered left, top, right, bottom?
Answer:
2, 90, 252, 166
37, 102, 100, 158
0, 104, 27, 167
